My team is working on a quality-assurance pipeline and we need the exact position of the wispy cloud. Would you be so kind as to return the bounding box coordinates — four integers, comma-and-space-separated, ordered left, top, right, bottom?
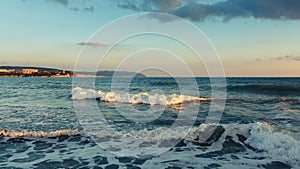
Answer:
257, 55, 300, 62
271, 55, 300, 61
47, 0, 94, 12
49, 0, 69, 7
77, 42, 108, 47
117, 0, 183, 13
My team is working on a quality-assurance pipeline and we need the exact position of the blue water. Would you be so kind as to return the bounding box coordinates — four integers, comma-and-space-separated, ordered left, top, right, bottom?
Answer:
0, 77, 299, 168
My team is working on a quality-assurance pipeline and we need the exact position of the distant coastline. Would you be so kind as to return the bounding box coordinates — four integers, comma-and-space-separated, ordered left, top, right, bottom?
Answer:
0, 66, 146, 78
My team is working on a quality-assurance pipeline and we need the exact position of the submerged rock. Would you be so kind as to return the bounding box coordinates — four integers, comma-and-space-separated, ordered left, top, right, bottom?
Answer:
195, 135, 246, 158
222, 136, 246, 153
236, 134, 262, 152
195, 126, 225, 146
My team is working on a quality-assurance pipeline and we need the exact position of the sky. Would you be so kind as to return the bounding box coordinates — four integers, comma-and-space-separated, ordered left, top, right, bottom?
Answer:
0, 0, 300, 77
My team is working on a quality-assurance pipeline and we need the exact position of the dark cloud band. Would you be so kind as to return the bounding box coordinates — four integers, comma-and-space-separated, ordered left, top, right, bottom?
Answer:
46, 0, 300, 21
118, 0, 300, 21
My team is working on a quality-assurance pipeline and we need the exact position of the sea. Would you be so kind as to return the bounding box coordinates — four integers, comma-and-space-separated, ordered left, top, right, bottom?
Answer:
0, 77, 299, 169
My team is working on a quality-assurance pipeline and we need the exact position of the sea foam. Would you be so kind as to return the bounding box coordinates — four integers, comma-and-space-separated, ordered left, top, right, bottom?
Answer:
72, 87, 213, 105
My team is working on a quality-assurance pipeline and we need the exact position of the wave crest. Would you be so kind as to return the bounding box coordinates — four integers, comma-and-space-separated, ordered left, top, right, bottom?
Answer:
72, 87, 213, 105
0, 129, 82, 137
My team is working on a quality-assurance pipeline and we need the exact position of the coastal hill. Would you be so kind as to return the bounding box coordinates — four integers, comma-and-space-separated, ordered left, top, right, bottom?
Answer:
78, 70, 146, 77
0, 66, 146, 77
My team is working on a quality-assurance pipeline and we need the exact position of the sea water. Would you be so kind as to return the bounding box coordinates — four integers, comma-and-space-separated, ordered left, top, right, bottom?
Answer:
0, 77, 299, 168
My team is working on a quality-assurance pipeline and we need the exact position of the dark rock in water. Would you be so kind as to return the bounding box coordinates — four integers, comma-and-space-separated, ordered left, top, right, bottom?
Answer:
93, 156, 108, 165
174, 140, 187, 147
195, 126, 225, 146
62, 159, 81, 168
204, 163, 222, 169
261, 161, 292, 169
205, 126, 225, 144
116, 156, 135, 163
57, 135, 70, 142
105, 164, 119, 169
222, 136, 246, 153
236, 134, 247, 142
192, 141, 211, 147
236, 134, 262, 152
195, 136, 246, 158
126, 164, 141, 169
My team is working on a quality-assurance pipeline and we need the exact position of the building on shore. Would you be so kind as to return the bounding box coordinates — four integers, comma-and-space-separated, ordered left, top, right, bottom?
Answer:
22, 69, 39, 75
0, 69, 9, 73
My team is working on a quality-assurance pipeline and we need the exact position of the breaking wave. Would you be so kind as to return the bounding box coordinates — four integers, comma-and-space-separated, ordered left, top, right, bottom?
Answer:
0, 122, 298, 165
71, 87, 213, 105
0, 129, 82, 137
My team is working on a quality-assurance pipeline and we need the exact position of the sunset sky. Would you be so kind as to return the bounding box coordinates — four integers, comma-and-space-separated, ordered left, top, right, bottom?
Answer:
1, 0, 299, 76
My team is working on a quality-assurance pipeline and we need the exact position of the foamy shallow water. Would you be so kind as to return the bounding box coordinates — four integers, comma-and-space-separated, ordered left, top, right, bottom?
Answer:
0, 77, 299, 168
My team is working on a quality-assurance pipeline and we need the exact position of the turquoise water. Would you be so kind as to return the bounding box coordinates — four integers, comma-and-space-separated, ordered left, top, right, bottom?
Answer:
0, 78, 299, 168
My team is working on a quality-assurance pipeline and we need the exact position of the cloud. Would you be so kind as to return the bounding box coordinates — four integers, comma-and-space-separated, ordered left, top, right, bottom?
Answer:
77, 42, 108, 47
43, 0, 300, 22
49, 0, 69, 6
272, 55, 300, 61
117, 0, 183, 12
256, 55, 300, 62
117, 0, 300, 21
47, 0, 94, 12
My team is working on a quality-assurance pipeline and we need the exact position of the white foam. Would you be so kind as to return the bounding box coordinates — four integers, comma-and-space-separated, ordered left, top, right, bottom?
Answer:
247, 122, 300, 166
72, 87, 98, 100
72, 87, 213, 105
0, 129, 82, 137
